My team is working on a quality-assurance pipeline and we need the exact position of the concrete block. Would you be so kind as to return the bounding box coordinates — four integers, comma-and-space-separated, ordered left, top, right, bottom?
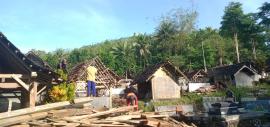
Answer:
90, 97, 110, 109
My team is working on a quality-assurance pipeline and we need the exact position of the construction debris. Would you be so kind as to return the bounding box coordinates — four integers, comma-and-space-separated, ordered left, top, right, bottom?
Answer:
3, 103, 197, 127
195, 85, 217, 93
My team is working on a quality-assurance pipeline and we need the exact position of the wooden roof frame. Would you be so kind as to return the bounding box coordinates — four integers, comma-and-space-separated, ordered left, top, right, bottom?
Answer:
0, 32, 57, 79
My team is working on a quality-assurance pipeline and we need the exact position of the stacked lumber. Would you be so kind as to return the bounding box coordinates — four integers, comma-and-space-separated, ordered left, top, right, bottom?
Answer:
7, 105, 197, 127
195, 85, 217, 93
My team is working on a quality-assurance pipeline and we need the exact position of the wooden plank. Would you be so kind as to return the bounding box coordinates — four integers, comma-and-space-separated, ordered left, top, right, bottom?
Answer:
37, 85, 47, 95
0, 112, 48, 126
27, 121, 51, 127
9, 124, 30, 127
0, 101, 70, 119
88, 124, 134, 127
11, 75, 29, 91
53, 122, 80, 127
168, 117, 180, 124
48, 108, 94, 118
141, 114, 169, 119
145, 120, 160, 127
0, 74, 22, 78
0, 83, 21, 89
64, 106, 135, 121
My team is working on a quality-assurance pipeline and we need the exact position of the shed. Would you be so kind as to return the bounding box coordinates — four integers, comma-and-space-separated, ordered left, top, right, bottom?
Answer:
208, 62, 261, 87
0, 32, 57, 109
132, 61, 188, 100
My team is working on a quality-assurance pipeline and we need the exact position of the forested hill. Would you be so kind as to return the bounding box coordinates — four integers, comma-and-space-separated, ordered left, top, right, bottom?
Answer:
33, 2, 270, 76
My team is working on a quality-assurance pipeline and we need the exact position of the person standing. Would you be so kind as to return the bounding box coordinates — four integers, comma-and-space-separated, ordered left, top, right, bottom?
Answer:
86, 65, 98, 97
61, 59, 68, 74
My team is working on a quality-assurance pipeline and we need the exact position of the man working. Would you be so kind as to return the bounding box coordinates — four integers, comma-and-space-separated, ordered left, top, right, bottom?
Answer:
86, 65, 98, 97
125, 86, 138, 110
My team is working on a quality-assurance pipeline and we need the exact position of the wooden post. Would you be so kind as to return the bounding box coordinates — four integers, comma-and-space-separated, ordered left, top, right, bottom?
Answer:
1, 78, 5, 83
8, 100, 12, 112
29, 82, 37, 108
151, 78, 155, 100
109, 87, 112, 109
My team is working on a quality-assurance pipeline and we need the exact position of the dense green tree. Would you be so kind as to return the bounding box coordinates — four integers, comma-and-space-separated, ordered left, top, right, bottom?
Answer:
220, 2, 245, 63
257, 2, 270, 48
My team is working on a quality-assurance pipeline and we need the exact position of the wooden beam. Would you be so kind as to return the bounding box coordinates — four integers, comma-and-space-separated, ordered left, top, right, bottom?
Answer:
0, 101, 70, 119
0, 83, 21, 89
1, 78, 5, 83
37, 85, 46, 95
29, 82, 37, 108
11, 75, 29, 91
0, 74, 22, 78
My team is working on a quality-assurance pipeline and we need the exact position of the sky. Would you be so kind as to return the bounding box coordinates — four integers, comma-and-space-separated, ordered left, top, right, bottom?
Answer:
0, 0, 268, 52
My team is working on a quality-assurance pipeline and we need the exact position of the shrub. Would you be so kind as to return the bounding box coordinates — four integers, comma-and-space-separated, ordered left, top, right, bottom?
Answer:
138, 101, 155, 112
56, 69, 68, 81
48, 69, 75, 102
49, 82, 75, 102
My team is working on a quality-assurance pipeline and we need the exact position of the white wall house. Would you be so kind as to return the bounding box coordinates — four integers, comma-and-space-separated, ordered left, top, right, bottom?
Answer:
234, 66, 260, 87
208, 63, 261, 87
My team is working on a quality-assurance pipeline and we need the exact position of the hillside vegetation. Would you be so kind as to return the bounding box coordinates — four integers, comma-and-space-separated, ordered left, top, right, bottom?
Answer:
33, 2, 270, 76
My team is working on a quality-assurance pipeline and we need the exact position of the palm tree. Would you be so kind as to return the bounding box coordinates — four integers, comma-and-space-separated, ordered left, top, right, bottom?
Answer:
155, 20, 176, 43
134, 34, 151, 68
110, 41, 134, 71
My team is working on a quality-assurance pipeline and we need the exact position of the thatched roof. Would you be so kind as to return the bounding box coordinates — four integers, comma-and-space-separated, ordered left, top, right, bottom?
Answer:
132, 61, 188, 85
0, 32, 57, 83
68, 57, 120, 87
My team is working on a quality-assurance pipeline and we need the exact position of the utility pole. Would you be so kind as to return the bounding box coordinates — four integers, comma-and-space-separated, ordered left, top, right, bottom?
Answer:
202, 41, 207, 72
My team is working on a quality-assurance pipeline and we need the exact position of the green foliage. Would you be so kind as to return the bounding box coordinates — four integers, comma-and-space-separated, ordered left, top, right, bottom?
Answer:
49, 82, 75, 102
138, 101, 155, 112
49, 69, 75, 102
56, 69, 67, 81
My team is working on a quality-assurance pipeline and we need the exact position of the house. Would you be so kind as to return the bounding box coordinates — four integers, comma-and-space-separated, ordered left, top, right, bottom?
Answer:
0, 32, 57, 109
185, 69, 208, 83
68, 57, 120, 96
208, 62, 261, 87
132, 61, 188, 100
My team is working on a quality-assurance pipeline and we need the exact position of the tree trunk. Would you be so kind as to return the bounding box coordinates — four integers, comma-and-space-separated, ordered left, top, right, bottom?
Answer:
251, 39, 257, 60
219, 55, 223, 66
202, 41, 207, 72
234, 33, 240, 63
